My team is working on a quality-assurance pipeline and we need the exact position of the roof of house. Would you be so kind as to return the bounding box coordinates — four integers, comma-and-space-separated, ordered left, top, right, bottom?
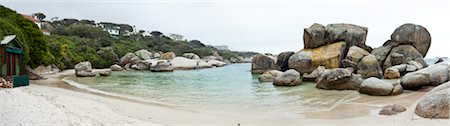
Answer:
21, 14, 39, 22
1, 35, 17, 45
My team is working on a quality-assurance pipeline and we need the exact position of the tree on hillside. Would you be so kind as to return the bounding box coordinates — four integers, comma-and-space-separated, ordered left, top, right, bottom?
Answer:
150, 31, 163, 37
33, 12, 46, 20
189, 40, 206, 47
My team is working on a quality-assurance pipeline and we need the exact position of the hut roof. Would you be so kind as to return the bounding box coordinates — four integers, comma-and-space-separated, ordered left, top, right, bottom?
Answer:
0, 35, 16, 45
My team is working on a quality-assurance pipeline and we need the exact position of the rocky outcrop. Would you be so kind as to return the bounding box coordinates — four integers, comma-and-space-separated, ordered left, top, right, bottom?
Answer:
289, 42, 346, 74
382, 45, 426, 70
400, 62, 450, 90
345, 46, 370, 67
161, 52, 176, 60
183, 53, 200, 60
390, 53, 405, 66
316, 68, 363, 90
132, 60, 152, 70
171, 57, 199, 70
135, 49, 153, 60
436, 58, 444, 64
384, 67, 400, 79
302, 66, 326, 82
357, 54, 383, 78
371, 44, 393, 65
98, 69, 112, 76
119, 52, 141, 66
273, 69, 302, 86
110, 64, 123, 71
415, 81, 450, 119
390, 23, 431, 57
276, 52, 295, 71
197, 60, 213, 69
358, 77, 394, 96
326, 23, 368, 48
379, 104, 407, 116
258, 70, 282, 82
303, 23, 327, 49
251, 54, 278, 74
75, 61, 96, 77
150, 61, 174, 72
208, 60, 226, 67
391, 82, 403, 95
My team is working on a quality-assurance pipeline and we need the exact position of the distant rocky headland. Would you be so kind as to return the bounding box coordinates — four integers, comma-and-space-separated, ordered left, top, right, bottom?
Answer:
251, 23, 449, 119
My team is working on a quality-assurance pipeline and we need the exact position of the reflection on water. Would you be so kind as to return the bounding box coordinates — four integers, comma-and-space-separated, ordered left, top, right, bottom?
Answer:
70, 63, 361, 114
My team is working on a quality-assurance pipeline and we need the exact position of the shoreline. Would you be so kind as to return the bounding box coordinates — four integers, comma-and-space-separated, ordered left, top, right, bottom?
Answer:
1, 69, 449, 125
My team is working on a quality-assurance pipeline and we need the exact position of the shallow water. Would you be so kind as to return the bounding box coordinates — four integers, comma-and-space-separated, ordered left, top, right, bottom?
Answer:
70, 64, 362, 115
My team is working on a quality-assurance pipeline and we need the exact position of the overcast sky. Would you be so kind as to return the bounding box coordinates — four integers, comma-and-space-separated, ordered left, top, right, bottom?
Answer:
1, 0, 449, 58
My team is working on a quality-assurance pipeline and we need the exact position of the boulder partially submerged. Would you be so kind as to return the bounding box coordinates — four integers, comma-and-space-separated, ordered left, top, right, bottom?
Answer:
150, 61, 174, 72
358, 77, 394, 96
273, 69, 302, 86
75, 61, 96, 77
251, 54, 278, 74
400, 62, 450, 90
316, 68, 363, 90
258, 70, 283, 82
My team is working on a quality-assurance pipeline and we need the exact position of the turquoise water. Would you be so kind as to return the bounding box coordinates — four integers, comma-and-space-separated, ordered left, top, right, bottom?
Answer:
70, 63, 360, 114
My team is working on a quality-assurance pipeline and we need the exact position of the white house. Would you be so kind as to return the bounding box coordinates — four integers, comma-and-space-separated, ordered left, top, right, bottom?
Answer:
98, 23, 120, 36
168, 33, 184, 41
21, 14, 51, 36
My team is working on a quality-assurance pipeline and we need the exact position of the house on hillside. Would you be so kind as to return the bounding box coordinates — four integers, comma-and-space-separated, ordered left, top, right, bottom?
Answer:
168, 33, 184, 41
0, 35, 29, 87
98, 22, 120, 37
21, 14, 51, 36
213, 45, 230, 51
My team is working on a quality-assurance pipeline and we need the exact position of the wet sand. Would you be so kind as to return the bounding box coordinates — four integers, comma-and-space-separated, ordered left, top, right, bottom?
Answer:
1, 69, 449, 126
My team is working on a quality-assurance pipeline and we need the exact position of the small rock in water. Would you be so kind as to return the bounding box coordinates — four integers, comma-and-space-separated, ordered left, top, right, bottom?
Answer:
379, 104, 406, 116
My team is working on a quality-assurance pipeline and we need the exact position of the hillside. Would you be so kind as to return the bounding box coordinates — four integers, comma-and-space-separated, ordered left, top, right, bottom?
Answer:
0, 5, 257, 69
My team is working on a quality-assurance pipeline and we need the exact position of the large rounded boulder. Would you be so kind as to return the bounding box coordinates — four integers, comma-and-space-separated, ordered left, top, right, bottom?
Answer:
150, 61, 174, 72
400, 62, 450, 90
303, 23, 327, 49
258, 70, 283, 82
325, 23, 368, 48
170, 57, 198, 70
75, 61, 96, 77
119, 52, 141, 66
161, 52, 176, 60
316, 68, 363, 90
391, 23, 431, 57
276, 51, 295, 71
415, 81, 450, 119
357, 54, 383, 78
273, 69, 302, 86
358, 77, 394, 96
182, 53, 200, 60
383, 45, 426, 70
135, 49, 153, 60
251, 54, 278, 74
289, 42, 346, 74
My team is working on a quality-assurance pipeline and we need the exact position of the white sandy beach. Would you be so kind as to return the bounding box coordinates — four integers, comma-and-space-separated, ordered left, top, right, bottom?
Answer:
1, 70, 449, 126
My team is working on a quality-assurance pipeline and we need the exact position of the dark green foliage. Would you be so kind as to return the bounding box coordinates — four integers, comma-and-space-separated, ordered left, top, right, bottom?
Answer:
33, 12, 45, 20
0, 5, 54, 68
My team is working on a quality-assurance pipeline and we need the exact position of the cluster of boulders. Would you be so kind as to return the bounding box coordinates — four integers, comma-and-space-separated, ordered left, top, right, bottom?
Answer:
252, 23, 450, 119
75, 50, 239, 77
113, 50, 228, 72
74, 61, 111, 77
253, 23, 432, 83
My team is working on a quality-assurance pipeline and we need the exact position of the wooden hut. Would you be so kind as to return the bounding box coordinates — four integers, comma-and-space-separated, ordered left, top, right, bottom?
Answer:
0, 35, 29, 87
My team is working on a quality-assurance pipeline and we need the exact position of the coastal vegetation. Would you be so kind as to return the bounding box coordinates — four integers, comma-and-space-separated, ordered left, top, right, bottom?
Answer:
0, 5, 257, 70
